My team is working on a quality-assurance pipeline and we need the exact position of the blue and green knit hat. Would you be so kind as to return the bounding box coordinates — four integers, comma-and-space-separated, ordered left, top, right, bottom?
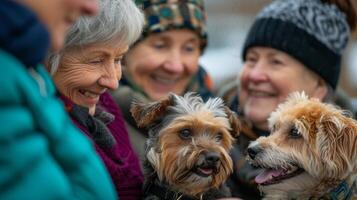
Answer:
135, 0, 207, 52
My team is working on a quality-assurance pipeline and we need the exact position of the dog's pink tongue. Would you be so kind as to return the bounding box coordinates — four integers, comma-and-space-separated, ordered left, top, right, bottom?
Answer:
198, 168, 213, 175
255, 169, 284, 184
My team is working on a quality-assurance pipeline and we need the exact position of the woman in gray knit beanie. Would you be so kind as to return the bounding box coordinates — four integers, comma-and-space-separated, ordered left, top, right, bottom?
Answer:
219, 0, 357, 199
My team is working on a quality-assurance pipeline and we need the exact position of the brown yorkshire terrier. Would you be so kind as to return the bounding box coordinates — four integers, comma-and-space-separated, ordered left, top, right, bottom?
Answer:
247, 92, 357, 200
130, 93, 240, 200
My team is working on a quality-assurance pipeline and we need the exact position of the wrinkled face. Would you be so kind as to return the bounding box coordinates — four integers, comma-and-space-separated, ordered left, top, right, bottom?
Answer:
247, 93, 356, 198
239, 47, 326, 130
53, 43, 128, 115
20, 0, 99, 51
124, 29, 201, 101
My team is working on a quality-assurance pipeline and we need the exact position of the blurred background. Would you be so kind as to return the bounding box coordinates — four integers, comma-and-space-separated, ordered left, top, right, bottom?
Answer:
200, 0, 357, 104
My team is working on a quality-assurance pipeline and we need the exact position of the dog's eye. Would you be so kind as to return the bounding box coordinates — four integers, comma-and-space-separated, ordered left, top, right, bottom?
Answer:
179, 129, 192, 139
289, 128, 301, 138
214, 133, 223, 142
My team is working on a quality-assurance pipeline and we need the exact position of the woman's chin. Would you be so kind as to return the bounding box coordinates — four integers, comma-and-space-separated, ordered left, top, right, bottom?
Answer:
245, 100, 277, 118
147, 88, 184, 101
244, 109, 271, 128
89, 106, 96, 115
148, 92, 173, 101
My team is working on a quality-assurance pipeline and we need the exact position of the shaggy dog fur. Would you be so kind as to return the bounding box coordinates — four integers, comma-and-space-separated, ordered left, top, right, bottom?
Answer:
131, 93, 240, 200
247, 92, 357, 200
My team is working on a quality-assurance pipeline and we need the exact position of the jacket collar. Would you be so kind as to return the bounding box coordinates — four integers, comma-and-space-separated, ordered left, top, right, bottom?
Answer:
144, 181, 201, 200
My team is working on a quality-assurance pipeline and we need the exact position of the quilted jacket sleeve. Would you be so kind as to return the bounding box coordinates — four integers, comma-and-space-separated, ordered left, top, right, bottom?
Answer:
0, 50, 117, 200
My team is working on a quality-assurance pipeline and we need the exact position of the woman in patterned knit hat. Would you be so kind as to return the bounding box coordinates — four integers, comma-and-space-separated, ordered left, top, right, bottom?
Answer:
111, 0, 214, 160
218, 0, 357, 199
47, 0, 145, 199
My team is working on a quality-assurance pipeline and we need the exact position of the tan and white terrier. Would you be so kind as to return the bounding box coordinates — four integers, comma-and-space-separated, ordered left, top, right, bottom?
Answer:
131, 93, 240, 200
247, 92, 357, 200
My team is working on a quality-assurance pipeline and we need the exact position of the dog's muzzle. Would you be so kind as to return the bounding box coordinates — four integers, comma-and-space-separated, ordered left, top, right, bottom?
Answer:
194, 152, 221, 177
247, 145, 263, 160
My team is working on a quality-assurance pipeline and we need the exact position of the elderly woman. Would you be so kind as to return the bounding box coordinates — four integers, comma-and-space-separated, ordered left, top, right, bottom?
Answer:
111, 0, 214, 159
218, 0, 357, 199
0, 0, 119, 199
47, 0, 145, 199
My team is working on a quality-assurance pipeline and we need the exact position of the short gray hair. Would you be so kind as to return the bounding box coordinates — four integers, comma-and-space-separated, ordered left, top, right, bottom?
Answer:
48, 0, 144, 74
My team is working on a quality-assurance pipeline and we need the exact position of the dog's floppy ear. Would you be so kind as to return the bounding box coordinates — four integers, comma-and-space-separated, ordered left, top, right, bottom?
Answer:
224, 106, 241, 138
317, 114, 357, 178
130, 94, 174, 128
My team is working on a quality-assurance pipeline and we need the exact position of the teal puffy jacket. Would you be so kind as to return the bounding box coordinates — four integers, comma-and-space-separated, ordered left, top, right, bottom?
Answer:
0, 49, 117, 200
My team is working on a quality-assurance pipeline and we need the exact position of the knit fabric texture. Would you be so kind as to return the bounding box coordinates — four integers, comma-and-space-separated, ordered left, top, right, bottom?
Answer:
242, 0, 351, 89
135, 0, 207, 51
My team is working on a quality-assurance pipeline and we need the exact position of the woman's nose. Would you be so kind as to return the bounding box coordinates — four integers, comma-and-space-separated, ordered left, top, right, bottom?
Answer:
98, 64, 120, 90
248, 61, 269, 83
162, 51, 184, 74
80, 0, 100, 16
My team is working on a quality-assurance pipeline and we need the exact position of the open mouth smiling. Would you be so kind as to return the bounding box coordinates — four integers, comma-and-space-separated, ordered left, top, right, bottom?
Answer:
255, 165, 304, 185
151, 74, 180, 85
79, 89, 101, 98
248, 90, 276, 97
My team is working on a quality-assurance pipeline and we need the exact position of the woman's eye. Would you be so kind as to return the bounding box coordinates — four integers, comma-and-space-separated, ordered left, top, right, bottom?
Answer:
183, 43, 198, 53
114, 57, 123, 64
89, 59, 103, 64
184, 46, 194, 52
271, 59, 283, 65
245, 56, 257, 64
179, 128, 192, 140
152, 42, 166, 50
289, 127, 302, 138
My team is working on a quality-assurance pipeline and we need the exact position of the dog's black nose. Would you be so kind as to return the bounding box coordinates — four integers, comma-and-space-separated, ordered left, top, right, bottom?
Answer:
247, 146, 262, 159
204, 152, 220, 164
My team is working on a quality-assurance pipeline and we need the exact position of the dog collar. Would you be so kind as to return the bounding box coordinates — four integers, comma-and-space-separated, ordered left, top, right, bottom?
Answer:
144, 182, 201, 200
309, 179, 356, 200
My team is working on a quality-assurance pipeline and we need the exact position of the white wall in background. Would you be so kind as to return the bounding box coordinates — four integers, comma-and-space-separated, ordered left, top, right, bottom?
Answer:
346, 41, 357, 86
199, 13, 253, 88
199, 0, 266, 89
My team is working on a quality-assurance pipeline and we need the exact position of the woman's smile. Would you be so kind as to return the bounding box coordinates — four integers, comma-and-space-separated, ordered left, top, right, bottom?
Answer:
78, 89, 102, 105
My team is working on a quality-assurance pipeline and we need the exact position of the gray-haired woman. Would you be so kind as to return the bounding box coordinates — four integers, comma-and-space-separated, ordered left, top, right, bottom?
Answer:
47, 0, 145, 199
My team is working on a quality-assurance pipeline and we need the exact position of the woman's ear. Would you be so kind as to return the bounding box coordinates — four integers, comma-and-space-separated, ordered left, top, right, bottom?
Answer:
311, 78, 328, 100
44, 62, 51, 72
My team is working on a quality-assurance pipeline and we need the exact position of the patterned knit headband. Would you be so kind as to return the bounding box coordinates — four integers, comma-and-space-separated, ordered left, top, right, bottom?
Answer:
135, 0, 207, 51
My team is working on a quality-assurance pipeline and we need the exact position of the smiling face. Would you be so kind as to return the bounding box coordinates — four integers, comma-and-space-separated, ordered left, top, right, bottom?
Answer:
53, 42, 128, 115
124, 29, 201, 101
20, 0, 99, 51
239, 47, 327, 130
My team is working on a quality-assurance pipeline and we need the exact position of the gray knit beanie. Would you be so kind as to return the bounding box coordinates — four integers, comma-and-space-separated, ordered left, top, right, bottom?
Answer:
242, 0, 351, 89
